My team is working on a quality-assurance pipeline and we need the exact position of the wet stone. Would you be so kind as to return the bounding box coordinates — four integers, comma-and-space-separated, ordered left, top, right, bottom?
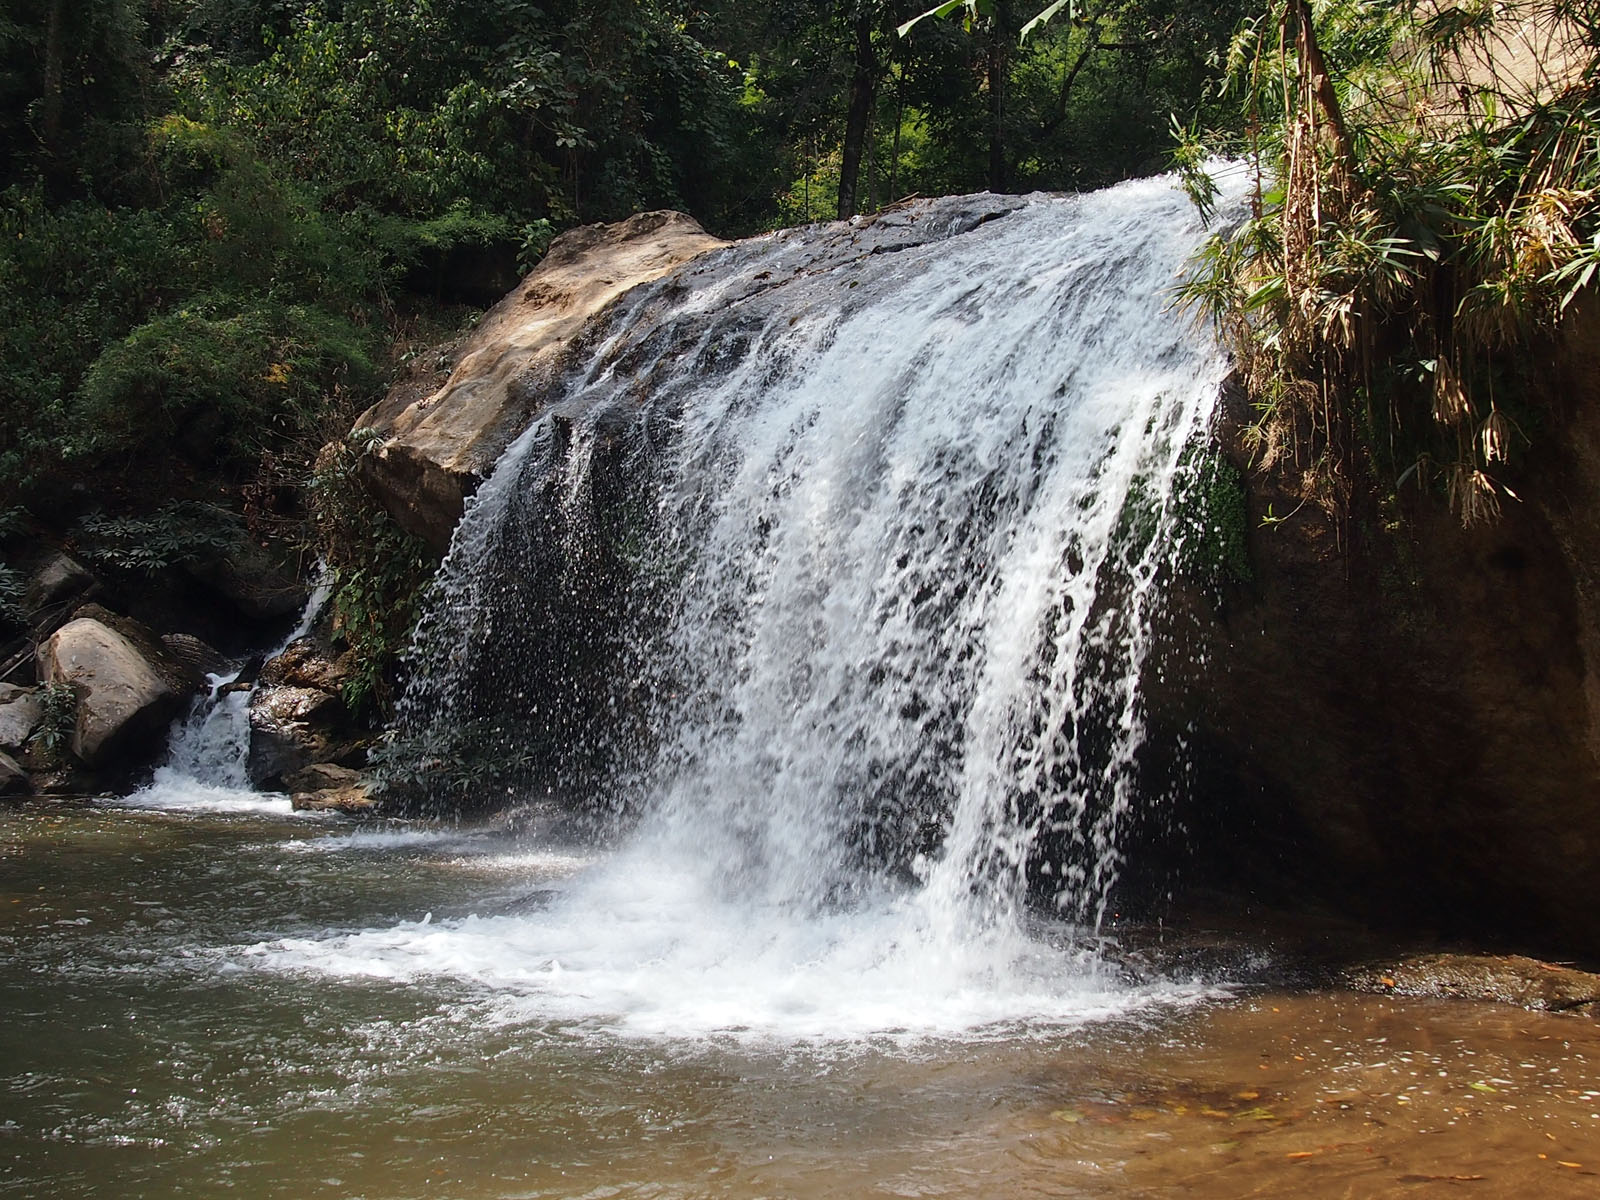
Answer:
0, 749, 30, 795
1342, 952, 1600, 1013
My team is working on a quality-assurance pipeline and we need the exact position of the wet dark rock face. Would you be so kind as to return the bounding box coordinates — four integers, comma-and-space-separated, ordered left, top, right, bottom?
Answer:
368, 193, 1038, 817
1183, 311, 1600, 961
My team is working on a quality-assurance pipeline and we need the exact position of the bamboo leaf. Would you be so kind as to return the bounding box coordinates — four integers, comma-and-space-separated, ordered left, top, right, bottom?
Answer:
1020, 0, 1074, 43
896, 0, 976, 39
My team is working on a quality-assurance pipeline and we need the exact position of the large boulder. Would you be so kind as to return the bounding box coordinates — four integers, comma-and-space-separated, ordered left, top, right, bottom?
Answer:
1342, 953, 1600, 1013
0, 750, 29, 796
160, 633, 231, 683
72, 604, 204, 696
1181, 303, 1600, 958
353, 210, 730, 552
247, 637, 365, 789
22, 552, 96, 624
181, 541, 308, 623
35, 618, 182, 768
258, 637, 358, 693
247, 685, 342, 788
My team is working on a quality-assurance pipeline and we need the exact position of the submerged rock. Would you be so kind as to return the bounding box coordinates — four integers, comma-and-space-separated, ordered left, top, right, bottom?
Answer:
35, 618, 182, 768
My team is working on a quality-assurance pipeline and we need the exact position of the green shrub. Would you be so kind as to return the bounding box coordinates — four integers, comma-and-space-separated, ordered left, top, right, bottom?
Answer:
74, 298, 375, 471
74, 502, 244, 578
0, 561, 24, 630
1177, 1, 1600, 525
28, 683, 77, 766
308, 433, 434, 717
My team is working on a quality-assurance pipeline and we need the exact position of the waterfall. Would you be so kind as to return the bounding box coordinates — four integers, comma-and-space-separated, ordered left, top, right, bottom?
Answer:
263, 171, 1243, 1040
124, 566, 332, 811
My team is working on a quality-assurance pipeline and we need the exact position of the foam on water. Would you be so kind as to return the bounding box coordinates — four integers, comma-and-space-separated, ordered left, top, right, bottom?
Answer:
117, 782, 296, 816
241, 840, 1219, 1043
270, 828, 597, 875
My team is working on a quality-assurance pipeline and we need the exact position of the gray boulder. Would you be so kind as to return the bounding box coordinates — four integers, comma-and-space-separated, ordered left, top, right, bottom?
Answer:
181, 542, 307, 622
0, 687, 43, 752
72, 604, 204, 697
36, 618, 181, 768
0, 750, 29, 795
160, 633, 232, 683
24, 553, 96, 617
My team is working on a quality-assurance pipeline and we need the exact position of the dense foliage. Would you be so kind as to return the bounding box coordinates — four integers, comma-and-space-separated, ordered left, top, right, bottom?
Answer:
0, 0, 1260, 692
0, 1, 1250, 534
1178, 0, 1600, 525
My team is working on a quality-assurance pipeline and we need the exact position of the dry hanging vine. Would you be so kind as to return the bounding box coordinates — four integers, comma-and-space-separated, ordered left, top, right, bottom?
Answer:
1178, 0, 1600, 528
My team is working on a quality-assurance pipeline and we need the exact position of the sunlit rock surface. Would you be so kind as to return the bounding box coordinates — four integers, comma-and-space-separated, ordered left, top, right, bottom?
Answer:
36, 617, 181, 767
355, 210, 730, 551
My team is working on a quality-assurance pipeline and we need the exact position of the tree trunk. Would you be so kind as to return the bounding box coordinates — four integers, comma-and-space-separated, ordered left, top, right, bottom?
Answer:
838, 13, 878, 219
1287, 0, 1355, 171
41, 0, 65, 161
889, 64, 904, 200
987, 2, 1011, 193
867, 105, 878, 212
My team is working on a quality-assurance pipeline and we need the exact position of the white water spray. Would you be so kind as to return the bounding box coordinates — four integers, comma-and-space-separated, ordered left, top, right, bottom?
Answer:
248, 172, 1244, 1039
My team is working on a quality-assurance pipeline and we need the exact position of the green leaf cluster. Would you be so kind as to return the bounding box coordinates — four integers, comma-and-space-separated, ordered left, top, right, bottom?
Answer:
308, 432, 434, 717
74, 502, 245, 578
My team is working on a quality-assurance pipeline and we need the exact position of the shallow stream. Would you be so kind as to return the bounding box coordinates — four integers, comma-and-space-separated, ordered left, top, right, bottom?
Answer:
4, 803, 1597, 1199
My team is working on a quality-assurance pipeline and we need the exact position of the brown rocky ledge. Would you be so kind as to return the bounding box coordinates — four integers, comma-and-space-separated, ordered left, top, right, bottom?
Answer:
354, 210, 729, 552
1341, 953, 1600, 1015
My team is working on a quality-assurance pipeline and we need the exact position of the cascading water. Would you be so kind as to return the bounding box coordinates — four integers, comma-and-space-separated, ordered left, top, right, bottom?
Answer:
123, 567, 332, 812
252, 170, 1245, 1040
